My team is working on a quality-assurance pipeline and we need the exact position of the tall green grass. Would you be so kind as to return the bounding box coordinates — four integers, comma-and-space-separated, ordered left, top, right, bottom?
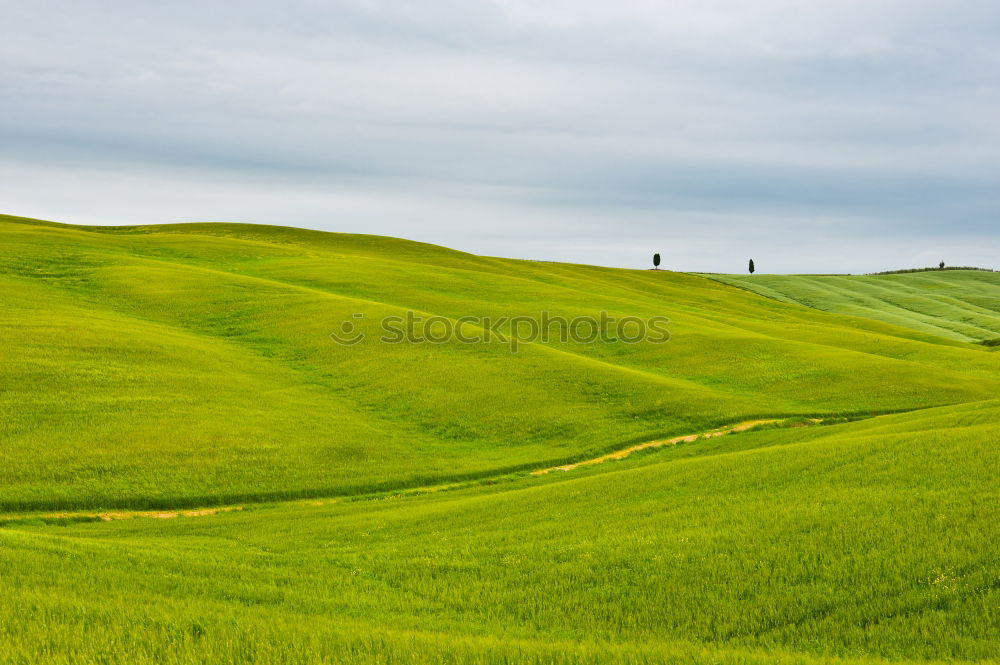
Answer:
3, 214, 1000, 664
1, 400, 998, 664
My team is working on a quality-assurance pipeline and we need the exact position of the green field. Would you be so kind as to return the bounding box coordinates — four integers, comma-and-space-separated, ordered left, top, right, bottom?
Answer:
2, 214, 999, 664
705, 271, 1000, 343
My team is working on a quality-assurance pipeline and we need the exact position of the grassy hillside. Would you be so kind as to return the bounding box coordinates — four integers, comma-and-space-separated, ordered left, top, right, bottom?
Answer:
3, 214, 1000, 510
3, 214, 1000, 664
705, 271, 1000, 342
2, 399, 999, 664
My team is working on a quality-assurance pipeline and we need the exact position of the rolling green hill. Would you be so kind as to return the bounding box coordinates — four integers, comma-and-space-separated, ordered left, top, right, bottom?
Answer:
3, 213, 1000, 510
704, 271, 1000, 343
2, 214, 999, 665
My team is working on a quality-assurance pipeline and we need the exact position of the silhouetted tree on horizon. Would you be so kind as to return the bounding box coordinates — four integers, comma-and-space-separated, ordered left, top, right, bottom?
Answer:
749, 259, 755, 275
653, 253, 661, 270
940, 260, 945, 269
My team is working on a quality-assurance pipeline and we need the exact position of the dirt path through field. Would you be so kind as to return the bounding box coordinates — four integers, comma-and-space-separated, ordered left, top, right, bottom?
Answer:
531, 419, 786, 475
2, 418, 818, 526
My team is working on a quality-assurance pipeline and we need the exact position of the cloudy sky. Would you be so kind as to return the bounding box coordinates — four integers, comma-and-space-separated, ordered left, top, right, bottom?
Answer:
3, 1, 999, 272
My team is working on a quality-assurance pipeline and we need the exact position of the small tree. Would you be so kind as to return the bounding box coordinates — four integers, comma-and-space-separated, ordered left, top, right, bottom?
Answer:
749, 259, 755, 274
939, 260, 945, 269
653, 253, 661, 269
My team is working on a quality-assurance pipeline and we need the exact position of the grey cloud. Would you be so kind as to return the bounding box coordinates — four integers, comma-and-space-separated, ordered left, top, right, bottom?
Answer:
1, 0, 999, 272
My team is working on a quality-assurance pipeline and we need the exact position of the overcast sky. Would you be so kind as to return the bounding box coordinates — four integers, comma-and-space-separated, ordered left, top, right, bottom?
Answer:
2, 1, 999, 272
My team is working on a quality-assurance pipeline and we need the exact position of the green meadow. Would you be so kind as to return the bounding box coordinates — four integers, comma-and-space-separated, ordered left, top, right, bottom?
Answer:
1, 214, 999, 664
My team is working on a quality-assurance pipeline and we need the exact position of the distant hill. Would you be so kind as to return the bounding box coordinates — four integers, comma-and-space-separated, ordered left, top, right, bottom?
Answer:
704, 271, 1000, 342
868, 266, 995, 275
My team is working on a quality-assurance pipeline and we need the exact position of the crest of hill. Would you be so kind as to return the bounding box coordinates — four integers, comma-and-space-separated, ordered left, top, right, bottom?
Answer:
0, 214, 482, 265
